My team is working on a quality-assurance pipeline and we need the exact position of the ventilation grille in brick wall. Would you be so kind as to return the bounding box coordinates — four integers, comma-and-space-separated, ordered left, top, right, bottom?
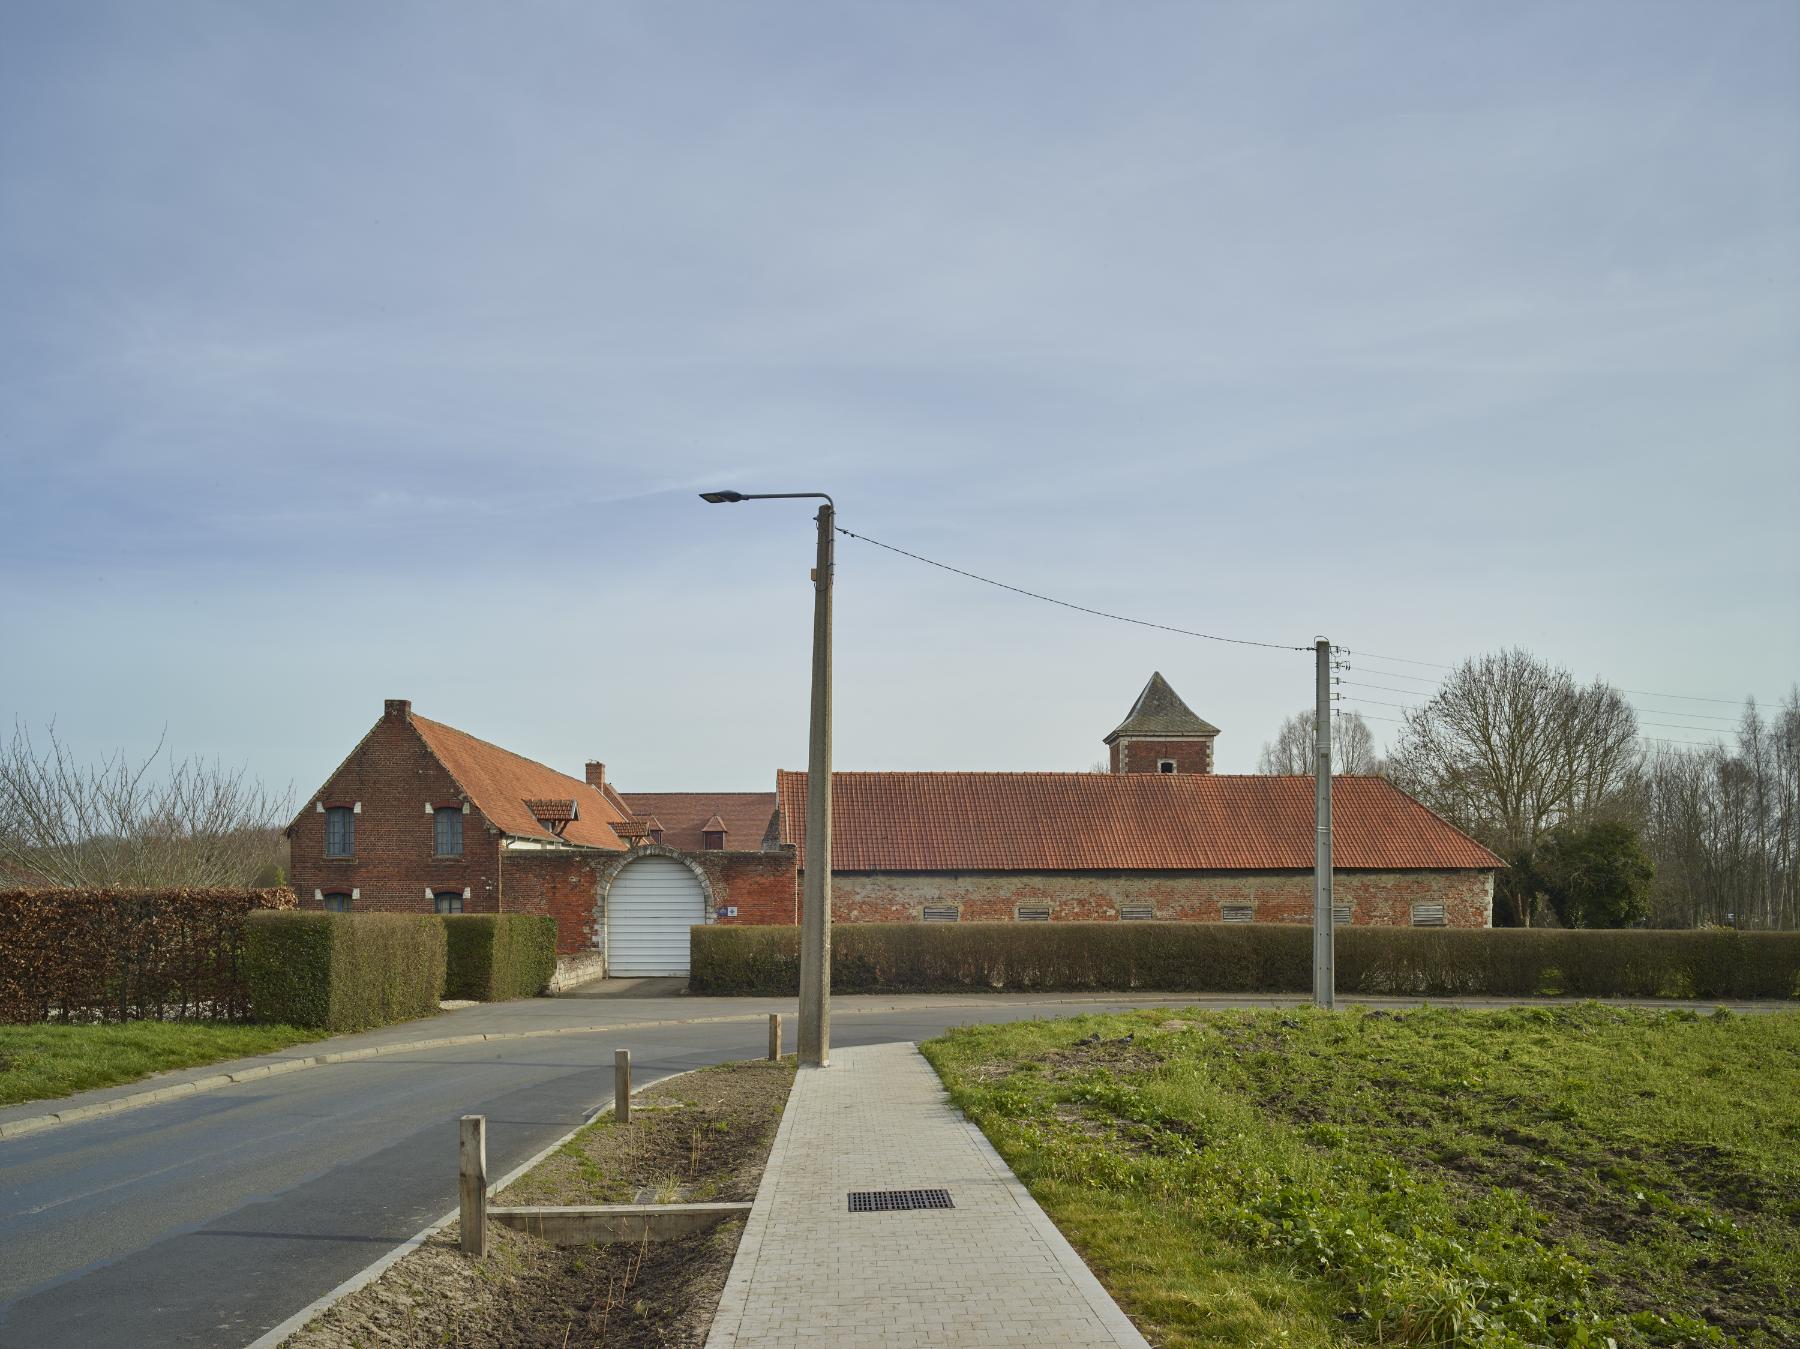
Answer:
1119, 903, 1155, 921
921, 904, 960, 923
1014, 903, 1051, 922
1411, 902, 1447, 927
1333, 905, 1352, 925
848, 1189, 954, 1213
1220, 904, 1254, 923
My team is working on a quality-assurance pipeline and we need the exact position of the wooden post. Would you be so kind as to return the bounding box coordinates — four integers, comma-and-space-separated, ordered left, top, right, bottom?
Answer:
459, 1115, 487, 1256
768, 1012, 782, 1061
614, 1048, 631, 1124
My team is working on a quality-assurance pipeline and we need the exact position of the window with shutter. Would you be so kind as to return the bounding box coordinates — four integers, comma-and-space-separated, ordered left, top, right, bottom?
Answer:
435, 807, 463, 856
324, 808, 354, 857
1411, 902, 1447, 927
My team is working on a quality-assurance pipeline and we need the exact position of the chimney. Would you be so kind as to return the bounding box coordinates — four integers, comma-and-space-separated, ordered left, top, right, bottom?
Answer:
384, 699, 412, 721
585, 761, 606, 788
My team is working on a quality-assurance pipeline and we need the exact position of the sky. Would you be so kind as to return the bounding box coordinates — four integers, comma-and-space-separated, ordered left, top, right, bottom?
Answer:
1, 0, 1796, 801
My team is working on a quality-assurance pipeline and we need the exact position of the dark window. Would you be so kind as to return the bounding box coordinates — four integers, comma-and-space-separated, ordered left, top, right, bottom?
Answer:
324, 807, 355, 857
434, 891, 464, 914
701, 830, 725, 850
324, 892, 351, 913
435, 807, 464, 856
1158, 760, 1177, 774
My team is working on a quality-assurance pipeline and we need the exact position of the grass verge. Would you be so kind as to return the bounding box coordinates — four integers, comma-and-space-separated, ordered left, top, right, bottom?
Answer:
922, 1005, 1799, 1349
0, 1022, 323, 1107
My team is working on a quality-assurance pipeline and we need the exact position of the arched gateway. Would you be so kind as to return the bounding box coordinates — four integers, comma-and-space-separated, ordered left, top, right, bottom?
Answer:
598, 847, 711, 977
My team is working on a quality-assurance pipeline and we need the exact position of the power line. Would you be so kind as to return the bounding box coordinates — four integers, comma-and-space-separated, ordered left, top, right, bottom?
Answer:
836, 527, 1312, 653
1346, 649, 1772, 709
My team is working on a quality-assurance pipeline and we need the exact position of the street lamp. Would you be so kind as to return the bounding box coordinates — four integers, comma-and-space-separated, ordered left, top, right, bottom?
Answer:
700, 489, 835, 1068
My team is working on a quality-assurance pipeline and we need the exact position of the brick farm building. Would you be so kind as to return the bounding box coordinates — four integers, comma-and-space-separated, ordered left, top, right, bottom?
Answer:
287, 675, 1501, 979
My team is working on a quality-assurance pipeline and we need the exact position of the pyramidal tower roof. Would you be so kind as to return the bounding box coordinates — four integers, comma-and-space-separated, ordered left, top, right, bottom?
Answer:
1104, 672, 1220, 743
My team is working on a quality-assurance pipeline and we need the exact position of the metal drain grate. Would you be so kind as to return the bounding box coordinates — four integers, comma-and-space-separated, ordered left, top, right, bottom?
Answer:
847, 1188, 954, 1213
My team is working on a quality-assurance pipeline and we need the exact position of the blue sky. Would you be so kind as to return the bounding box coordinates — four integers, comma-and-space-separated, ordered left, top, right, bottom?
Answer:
1, 1, 1795, 797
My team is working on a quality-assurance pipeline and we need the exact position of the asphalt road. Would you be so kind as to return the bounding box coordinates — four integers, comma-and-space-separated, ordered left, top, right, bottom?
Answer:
0, 998, 1159, 1349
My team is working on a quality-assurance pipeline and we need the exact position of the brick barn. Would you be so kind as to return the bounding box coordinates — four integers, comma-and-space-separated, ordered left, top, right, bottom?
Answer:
288, 676, 1500, 980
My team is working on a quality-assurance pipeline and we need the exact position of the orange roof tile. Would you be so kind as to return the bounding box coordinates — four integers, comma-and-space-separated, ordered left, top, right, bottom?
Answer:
412, 716, 626, 850
775, 772, 1502, 873
618, 793, 779, 852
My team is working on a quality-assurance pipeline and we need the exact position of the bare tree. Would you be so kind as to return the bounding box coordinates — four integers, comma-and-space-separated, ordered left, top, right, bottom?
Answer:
0, 723, 291, 889
1258, 709, 1383, 775
1387, 649, 1641, 924
1642, 691, 1800, 929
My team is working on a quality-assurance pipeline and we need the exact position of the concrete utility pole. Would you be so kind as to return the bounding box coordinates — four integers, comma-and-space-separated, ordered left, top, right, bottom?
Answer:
1313, 637, 1336, 1009
799, 500, 834, 1066
700, 488, 835, 1067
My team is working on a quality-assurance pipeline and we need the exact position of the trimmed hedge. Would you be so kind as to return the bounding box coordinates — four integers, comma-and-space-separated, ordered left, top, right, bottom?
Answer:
689, 923, 1800, 1000
443, 915, 558, 1001
0, 888, 296, 1023
243, 912, 446, 1031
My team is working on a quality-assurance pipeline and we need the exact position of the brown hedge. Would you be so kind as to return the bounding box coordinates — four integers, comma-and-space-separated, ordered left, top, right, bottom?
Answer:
0, 887, 296, 1023
689, 923, 1800, 1000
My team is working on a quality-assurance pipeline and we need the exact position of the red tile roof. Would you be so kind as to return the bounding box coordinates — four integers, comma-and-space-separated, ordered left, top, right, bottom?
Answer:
524, 798, 577, 822
412, 716, 627, 850
619, 793, 779, 852
775, 772, 1503, 873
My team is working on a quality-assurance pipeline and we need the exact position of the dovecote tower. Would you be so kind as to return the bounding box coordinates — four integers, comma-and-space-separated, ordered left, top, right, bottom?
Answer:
1104, 672, 1220, 774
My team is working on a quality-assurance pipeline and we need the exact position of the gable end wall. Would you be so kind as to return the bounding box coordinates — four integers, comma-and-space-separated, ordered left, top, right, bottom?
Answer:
288, 712, 502, 914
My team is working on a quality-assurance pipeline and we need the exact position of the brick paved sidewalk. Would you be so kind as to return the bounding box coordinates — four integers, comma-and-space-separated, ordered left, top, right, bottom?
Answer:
706, 1042, 1150, 1348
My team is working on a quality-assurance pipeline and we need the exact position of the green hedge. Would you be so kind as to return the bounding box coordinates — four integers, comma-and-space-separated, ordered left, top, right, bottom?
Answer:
443, 915, 558, 1001
243, 912, 447, 1030
689, 923, 1800, 1000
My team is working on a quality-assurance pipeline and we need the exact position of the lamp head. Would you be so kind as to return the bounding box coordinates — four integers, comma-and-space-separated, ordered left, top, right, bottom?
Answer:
698, 490, 745, 504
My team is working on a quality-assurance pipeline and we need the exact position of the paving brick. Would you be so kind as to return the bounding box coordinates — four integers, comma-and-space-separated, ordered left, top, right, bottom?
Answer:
706, 1043, 1148, 1348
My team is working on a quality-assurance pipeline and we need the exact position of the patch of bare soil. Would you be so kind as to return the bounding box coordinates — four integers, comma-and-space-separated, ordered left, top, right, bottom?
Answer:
285, 1059, 794, 1349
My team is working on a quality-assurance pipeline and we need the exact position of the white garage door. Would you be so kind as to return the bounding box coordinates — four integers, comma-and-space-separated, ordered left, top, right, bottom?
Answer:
607, 856, 706, 976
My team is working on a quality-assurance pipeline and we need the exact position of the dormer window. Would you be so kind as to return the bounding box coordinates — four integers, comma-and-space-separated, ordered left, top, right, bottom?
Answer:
524, 798, 577, 837
1158, 760, 1177, 774
701, 815, 727, 850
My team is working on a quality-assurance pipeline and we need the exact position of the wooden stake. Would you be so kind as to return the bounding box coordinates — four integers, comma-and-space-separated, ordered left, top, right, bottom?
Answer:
459, 1115, 488, 1256
615, 1048, 632, 1124
768, 1012, 782, 1061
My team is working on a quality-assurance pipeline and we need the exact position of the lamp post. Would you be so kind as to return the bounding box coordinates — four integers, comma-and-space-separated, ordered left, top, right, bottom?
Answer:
700, 490, 834, 1067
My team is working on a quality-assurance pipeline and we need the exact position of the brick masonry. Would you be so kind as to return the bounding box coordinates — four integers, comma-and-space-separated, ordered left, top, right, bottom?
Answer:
289, 701, 502, 915
1109, 735, 1215, 774
501, 849, 604, 953
827, 869, 1494, 927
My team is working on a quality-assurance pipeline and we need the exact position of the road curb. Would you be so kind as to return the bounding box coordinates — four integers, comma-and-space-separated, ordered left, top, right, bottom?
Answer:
240, 1065, 708, 1349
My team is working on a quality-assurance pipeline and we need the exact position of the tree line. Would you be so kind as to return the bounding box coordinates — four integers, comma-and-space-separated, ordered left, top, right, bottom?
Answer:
0, 724, 290, 889
1260, 648, 1799, 929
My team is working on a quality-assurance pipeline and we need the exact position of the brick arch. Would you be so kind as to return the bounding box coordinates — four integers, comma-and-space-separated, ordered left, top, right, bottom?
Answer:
593, 844, 716, 956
